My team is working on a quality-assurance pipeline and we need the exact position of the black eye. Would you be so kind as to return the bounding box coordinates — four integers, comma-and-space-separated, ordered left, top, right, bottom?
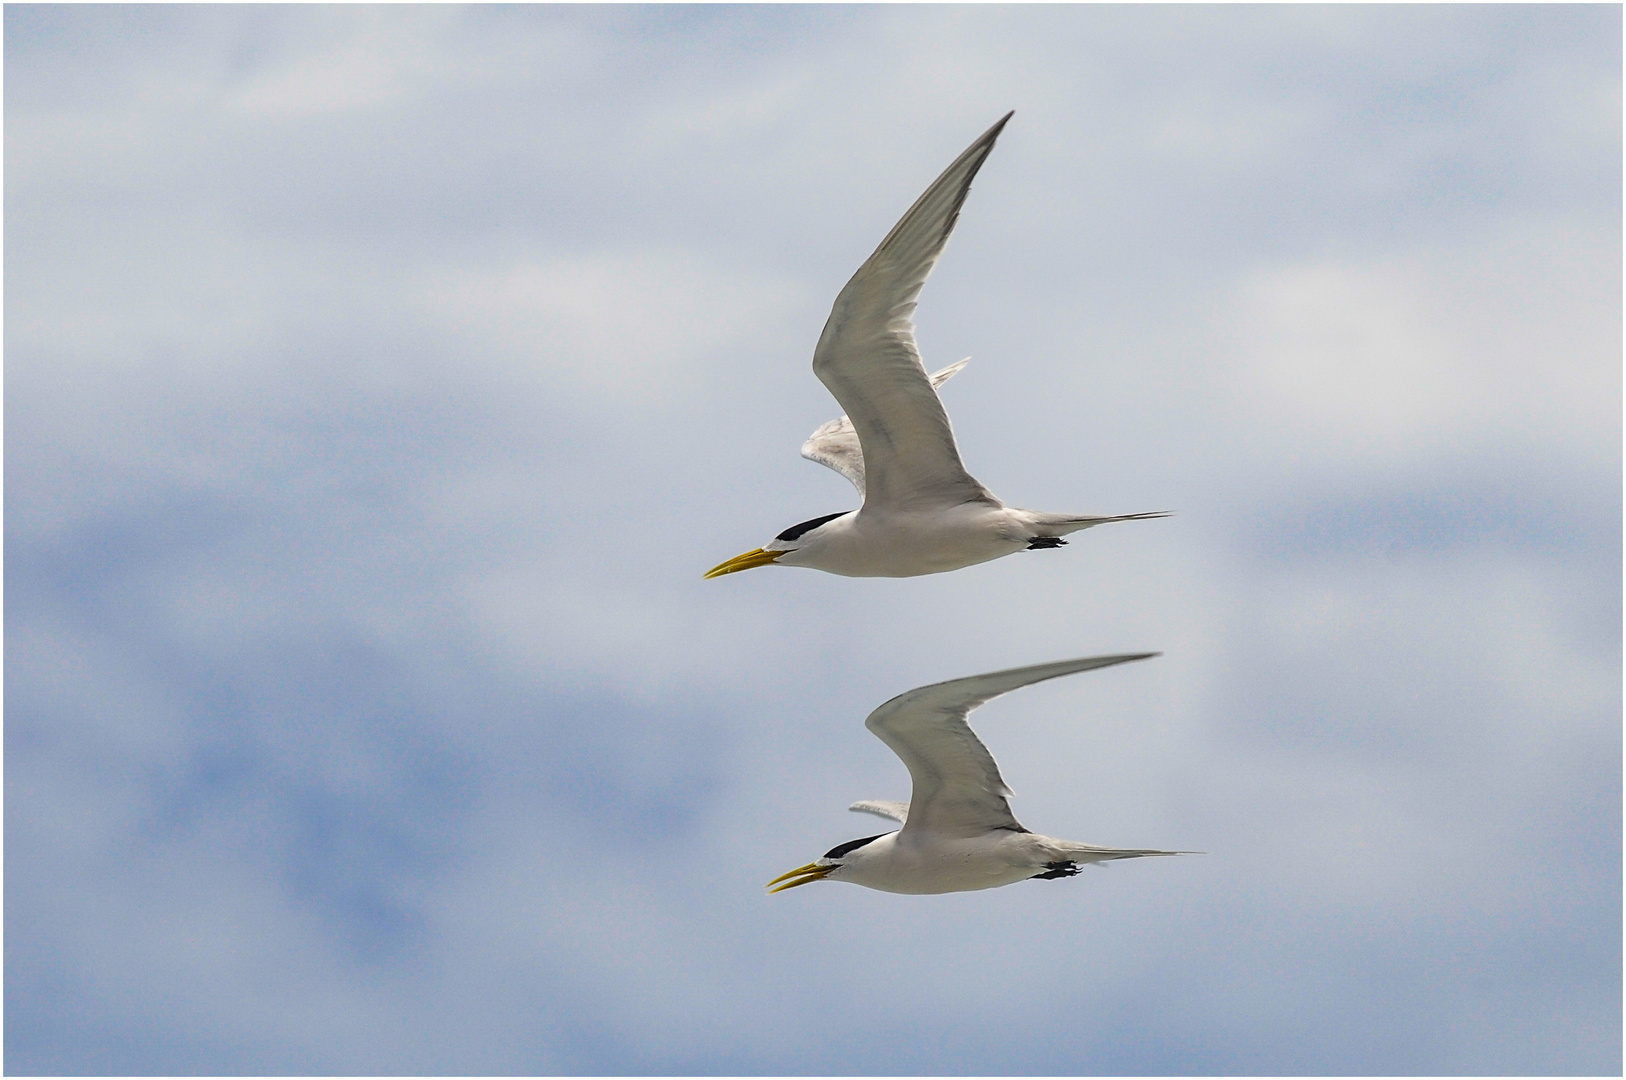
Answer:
823, 833, 887, 859
776, 511, 850, 542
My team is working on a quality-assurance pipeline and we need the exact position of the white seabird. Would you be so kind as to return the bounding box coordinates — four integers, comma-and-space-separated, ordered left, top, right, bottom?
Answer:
707, 112, 1166, 581
768, 653, 1191, 895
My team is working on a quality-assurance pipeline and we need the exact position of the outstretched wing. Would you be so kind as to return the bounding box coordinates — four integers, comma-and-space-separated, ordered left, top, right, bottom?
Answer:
848, 799, 909, 823
801, 360, 970, 496
812, 115, 1010, 513
865, 654, 1158, 839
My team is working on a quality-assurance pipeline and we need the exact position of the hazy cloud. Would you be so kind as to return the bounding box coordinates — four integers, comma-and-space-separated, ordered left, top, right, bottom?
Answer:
7, 5, 1618, 1075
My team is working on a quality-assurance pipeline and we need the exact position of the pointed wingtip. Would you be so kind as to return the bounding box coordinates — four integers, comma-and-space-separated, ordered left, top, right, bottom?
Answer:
1094, 651, 1161, 667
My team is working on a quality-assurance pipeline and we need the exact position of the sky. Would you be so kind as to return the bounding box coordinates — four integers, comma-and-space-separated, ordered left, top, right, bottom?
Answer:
5, 5, 1620, 1075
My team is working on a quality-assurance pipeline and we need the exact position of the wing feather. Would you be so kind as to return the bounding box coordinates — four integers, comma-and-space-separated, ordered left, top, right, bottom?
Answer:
848, 799, 909, 823
811, 114, 1011, 511
801, 359, 971, 495
864, 654, 1158, 838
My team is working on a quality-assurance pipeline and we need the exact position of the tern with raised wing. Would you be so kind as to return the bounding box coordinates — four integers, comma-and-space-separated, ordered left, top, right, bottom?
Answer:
707, 112, 1166, 580
768, 653, 1191, 895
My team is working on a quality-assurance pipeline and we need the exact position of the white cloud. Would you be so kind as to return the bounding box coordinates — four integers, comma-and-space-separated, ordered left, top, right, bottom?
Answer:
414, 250, 802, 404
226, 8, 464, 117
1223, 220, 1620, 470
6, 5, 1617, 1074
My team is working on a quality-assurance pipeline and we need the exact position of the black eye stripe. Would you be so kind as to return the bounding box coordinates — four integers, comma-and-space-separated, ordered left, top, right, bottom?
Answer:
776, 511, 850, 542
823, 833, 887, 860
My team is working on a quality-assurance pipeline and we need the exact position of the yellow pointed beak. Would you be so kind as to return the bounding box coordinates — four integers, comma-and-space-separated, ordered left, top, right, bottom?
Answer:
704, 547, 784, 579
766, 862, 834, 893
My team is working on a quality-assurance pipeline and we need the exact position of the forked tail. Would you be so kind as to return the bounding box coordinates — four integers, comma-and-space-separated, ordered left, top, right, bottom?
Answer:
1028, 844, 1194, 881
1070, 845, 1191, 863
1030, 510, 1172, 538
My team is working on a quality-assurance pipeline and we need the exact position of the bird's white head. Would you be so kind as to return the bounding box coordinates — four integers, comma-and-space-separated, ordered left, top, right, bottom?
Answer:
703, 511, 853, 579
765, 831, 891, 893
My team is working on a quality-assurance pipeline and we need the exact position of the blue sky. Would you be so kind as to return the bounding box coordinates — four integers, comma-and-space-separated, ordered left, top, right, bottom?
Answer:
6, 5, 1620, 1075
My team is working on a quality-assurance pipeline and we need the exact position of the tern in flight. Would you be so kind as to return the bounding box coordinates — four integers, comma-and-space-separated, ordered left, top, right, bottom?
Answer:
706, 112, 1165, 580
768, 653, 1191, 895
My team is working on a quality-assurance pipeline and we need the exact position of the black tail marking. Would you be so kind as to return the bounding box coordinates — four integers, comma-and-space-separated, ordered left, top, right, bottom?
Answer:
1032, 861, 1081, 880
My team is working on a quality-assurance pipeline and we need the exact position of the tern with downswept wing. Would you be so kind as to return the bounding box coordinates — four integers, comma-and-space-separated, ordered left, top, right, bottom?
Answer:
768, 653, 1192, 896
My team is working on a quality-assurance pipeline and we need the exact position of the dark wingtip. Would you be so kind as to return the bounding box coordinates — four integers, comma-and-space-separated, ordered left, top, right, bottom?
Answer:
870, 111, 1020, 261
939, 112, 1016, 240
981, 110, 1015, 147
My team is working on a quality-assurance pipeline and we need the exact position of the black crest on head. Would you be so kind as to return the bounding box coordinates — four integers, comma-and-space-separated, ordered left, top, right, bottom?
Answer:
777, 511, 850, 542
823, 833, 887, 860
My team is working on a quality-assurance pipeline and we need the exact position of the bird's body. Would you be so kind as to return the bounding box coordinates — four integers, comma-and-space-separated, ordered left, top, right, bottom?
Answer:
805, 828, 1174, 896
762, 503, 1158, 578
758, 506, 996, 579
707, 112, 1166, 582
768, 654, 1191, 896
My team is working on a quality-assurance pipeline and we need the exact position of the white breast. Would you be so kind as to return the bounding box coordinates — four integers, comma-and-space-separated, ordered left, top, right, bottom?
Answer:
777, 503, 1028, 578
836, 832, 1045, 895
